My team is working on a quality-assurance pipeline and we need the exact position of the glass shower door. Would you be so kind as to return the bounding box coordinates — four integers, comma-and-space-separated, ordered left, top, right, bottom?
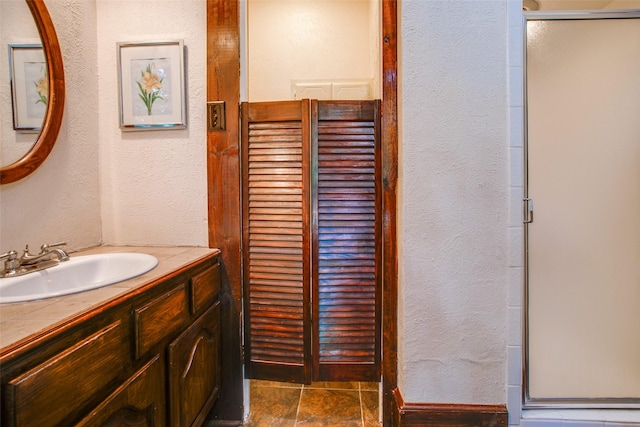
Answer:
526, 14, 640, 405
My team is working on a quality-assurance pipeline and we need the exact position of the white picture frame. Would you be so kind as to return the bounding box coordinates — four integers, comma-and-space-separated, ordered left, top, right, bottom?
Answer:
9, 44, 47, 133
117, 40, 186, 131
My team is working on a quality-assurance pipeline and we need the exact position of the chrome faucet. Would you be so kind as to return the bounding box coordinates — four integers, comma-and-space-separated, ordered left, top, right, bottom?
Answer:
20, 242, 70, 266
0, 242, 69, 278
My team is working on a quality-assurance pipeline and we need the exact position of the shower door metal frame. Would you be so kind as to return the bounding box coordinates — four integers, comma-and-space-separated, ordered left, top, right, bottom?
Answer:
523, 9, 640, 410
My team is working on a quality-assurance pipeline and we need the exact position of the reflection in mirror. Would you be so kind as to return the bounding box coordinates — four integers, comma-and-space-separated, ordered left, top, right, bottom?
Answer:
0, 0, 45, 166
0, 0, 64, 185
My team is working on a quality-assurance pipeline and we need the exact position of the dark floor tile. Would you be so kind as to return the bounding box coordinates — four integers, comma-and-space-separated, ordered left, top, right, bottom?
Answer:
360, 382, 379, 391
361, 390, 380, 426
305, 381, 359, 390
244, 384, 300, 427
296, 388, 362, 426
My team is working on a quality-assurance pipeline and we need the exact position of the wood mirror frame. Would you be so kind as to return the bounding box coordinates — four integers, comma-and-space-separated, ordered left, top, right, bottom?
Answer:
0, 0, 65, 185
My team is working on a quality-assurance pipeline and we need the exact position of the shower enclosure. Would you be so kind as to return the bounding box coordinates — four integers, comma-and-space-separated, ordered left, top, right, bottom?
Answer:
525, 10, 640, 407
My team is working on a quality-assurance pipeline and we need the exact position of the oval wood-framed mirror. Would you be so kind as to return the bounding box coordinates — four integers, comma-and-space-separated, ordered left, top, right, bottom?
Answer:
0, 0, 65, 184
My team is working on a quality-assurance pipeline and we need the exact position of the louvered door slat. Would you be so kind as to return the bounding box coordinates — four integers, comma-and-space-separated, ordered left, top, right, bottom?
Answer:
242, 101, 311, 384
312, 100, 382, 381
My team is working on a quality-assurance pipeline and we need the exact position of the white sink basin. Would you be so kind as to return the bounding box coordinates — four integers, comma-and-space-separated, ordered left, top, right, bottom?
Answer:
0, 253, 158, 304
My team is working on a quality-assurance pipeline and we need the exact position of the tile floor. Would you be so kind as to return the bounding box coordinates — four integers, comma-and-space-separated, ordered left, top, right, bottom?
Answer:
243, 380, 381, 427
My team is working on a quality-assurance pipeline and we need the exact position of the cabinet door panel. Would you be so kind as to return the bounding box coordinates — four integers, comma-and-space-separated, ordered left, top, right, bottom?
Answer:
5, 321, 128, 427
76, 354, 165, 427
168, 302, 221, 427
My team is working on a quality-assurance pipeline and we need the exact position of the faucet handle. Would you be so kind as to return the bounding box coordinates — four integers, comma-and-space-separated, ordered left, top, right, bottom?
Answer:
1, 250, 20, 275
0, 250, 18, 261
23, 245, 35, 257
40, 241, 67, 253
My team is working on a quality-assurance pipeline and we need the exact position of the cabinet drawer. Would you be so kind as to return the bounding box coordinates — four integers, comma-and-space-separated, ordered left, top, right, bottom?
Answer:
134, 283, 189, 358
190, 262, 220, 314
168, 301, 221, 427
5, 321, 128, 427
76, 354, 166, 427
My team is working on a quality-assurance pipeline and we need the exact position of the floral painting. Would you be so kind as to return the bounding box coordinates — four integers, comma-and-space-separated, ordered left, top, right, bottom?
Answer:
25, 62, 48, 119
131, 59, 172, 116
9, 44, 47, 131
118, 40, 185, 131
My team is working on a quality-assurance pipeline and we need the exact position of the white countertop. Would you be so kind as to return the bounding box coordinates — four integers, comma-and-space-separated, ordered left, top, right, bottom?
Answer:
0, 246, 219, 351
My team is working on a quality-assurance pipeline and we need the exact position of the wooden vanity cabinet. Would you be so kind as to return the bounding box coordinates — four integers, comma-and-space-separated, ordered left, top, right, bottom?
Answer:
0, 252, 221, 427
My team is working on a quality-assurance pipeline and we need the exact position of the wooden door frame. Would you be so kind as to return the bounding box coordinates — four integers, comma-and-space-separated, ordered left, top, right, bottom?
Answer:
206, 1, 398, 424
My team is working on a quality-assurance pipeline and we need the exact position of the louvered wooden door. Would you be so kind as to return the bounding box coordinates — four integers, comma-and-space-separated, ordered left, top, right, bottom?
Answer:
312, 100, 381, 381
241, 100, 312, 383
242, 99, 380, 383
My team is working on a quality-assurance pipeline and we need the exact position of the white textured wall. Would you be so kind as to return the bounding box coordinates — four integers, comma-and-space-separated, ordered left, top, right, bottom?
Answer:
605, 0, 640, 7
96, 0, 208, 246
398, 0, 509, 404
247, 0, 377, 101
1, 0, 208, 253
0, 0, 101, 253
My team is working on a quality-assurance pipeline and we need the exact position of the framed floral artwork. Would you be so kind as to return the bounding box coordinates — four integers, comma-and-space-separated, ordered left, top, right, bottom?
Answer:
117, 40, 186, 131
9, 44, 48, 132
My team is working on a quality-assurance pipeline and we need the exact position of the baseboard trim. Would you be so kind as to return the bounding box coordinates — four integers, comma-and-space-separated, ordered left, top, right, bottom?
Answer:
392, 388, 508, 427
204, 420, 242, 427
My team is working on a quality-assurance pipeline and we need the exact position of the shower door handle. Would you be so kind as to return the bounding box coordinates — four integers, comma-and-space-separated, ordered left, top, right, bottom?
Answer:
523, 198, 534, 224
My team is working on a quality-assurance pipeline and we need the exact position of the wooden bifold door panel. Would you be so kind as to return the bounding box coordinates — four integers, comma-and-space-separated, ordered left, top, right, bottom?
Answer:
312, 101, 381, 381
241, 100, 312, 383
242, 99, 381, 383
